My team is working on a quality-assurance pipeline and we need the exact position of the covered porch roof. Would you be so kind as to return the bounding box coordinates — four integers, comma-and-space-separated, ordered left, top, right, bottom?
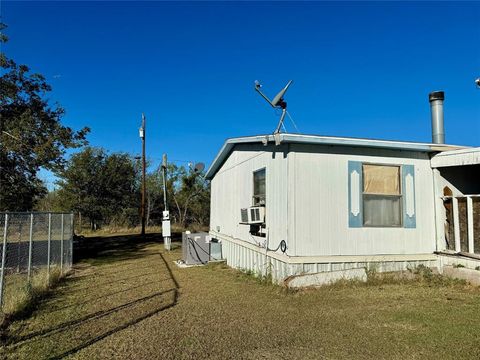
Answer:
431, 148, 480, 168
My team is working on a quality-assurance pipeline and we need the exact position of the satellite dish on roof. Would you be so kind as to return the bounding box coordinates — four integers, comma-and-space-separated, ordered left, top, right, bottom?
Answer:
254, 80, 293, 138
271, 81, 292, 108
194, 162, 205, 173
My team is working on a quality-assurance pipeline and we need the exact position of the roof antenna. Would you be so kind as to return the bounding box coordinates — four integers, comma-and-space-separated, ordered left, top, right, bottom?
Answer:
254, 80, 293, 145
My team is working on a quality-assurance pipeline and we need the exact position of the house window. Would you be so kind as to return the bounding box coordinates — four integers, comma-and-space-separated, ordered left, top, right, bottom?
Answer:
362, 164, 402, 227
253, 168, 266, 206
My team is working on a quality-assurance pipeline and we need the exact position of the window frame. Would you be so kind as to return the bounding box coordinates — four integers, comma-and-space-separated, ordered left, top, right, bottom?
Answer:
252, 167, 266, 207
361, 162, 403, 228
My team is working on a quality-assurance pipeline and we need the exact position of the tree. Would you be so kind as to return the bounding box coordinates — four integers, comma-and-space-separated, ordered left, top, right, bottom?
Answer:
0, 23, 89, 211
145, 170, 164, 226
57, 147, 138, 229
35, 190, 64, 212
167, 164, 210, 228
55, 152, 210, 231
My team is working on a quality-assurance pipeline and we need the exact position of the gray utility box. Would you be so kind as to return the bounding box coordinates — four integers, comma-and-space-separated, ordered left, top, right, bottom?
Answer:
182, 232, 222, 265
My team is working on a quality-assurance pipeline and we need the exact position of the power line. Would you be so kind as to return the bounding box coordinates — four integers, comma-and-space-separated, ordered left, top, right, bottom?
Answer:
139, 156, 195, 165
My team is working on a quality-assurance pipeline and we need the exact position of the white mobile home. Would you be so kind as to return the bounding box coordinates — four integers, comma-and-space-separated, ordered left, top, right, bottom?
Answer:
205, 133, 480, 283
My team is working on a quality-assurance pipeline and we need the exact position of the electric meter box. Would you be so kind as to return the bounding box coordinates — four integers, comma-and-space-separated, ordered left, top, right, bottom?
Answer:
162, 211, 170, 221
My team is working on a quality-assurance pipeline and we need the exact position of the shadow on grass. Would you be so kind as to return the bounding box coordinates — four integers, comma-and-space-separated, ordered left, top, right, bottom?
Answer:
3, 232, 181, 360
73, 231, 181, 263
47, 278, 172, 313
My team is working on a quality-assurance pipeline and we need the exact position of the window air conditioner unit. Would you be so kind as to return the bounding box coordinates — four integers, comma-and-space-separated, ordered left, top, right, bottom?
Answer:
240, 206, 265, 224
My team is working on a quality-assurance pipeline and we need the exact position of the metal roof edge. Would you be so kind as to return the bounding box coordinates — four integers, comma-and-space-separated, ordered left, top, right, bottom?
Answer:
281, 133, 467, 151
205, 133, 468, 180
205, 135, 275, 179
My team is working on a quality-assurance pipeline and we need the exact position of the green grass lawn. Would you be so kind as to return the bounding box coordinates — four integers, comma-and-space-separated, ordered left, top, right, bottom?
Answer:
1, 233, 480, 359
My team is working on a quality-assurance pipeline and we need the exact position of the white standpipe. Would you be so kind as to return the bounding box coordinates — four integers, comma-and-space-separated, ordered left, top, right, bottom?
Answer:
161, 154, 171, 250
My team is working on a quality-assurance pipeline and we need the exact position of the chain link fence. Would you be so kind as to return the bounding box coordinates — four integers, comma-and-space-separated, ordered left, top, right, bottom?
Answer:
0, 212, 74, 314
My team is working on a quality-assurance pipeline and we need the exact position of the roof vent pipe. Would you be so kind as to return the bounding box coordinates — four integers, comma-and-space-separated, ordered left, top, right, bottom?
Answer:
429, 91, 445, 144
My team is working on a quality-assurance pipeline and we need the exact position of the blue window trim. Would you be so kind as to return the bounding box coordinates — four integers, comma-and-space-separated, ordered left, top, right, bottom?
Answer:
402, 164, 416, 228
348, 161, 416, 229
348, 161, 363, 227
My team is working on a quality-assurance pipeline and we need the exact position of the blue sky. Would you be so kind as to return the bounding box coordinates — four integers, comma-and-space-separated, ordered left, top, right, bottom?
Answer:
2, 1, 479, 186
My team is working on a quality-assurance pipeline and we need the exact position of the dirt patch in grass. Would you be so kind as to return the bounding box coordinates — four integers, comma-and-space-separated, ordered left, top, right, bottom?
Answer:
2, 234, 480, 359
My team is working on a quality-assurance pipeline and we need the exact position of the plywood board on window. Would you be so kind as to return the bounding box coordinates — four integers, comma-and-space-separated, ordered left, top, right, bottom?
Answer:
363, 164, 400, 195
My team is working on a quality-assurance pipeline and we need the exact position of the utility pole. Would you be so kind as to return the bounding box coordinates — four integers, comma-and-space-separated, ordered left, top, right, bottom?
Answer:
161, 153, 171, 250
139, 113, 146, 237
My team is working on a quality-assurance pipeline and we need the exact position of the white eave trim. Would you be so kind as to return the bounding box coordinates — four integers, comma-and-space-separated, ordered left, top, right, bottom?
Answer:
205, 133, 467, 179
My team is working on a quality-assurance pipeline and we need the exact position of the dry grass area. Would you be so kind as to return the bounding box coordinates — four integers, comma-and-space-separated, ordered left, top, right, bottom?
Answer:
1, 233, 480, 359
76, 224, 207, 237
1, 268, 63, 319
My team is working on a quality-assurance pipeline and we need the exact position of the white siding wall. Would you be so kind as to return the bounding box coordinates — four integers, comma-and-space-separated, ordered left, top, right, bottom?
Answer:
291, 144, 436, 256
210, 142, 437, 259
210, 143, 288, 252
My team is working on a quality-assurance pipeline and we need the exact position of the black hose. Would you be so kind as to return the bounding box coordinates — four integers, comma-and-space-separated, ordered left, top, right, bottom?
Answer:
267, 240, 287, 253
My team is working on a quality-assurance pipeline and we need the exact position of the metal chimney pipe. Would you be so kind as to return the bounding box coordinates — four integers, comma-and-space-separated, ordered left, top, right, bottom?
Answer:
429, 91, 445, 144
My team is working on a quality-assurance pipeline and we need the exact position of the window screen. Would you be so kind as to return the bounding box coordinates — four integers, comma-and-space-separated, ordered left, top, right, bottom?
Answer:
253, 168, 266, 206
362, 164, 402, 227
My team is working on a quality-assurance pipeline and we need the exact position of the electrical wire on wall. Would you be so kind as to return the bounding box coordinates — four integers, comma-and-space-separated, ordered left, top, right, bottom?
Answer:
266, 240, 287, 253
248, 233, 266, 248
216, 152, 265, 177
187, 236, 221, 263
249, 232, 287, 253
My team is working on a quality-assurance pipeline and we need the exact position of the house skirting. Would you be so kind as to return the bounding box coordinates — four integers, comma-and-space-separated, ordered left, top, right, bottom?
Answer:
210, 231, 439, 284
437, 253, 480, 271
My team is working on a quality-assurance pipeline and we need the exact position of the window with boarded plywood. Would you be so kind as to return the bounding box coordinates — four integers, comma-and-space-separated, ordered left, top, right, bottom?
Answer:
362, 164, 402, 227
348, 161, 416, 228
